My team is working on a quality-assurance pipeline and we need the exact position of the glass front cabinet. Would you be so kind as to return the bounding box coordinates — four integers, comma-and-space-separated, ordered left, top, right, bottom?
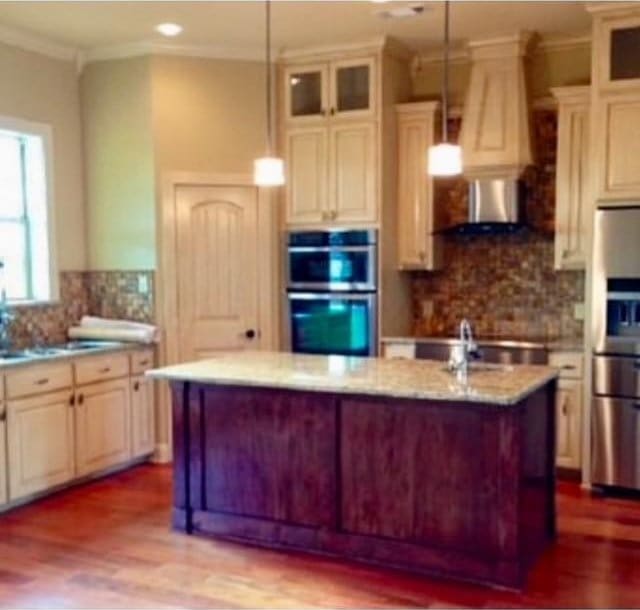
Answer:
284, 57, 375, 123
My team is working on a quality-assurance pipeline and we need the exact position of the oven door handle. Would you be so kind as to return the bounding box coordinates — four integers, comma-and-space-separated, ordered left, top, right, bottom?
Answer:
287, 246, 374, 253
288, 292, 375, 302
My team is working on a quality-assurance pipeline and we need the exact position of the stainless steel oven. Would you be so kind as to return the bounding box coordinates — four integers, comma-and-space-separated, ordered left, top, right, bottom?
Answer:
286, 230, 378, 357
592, 206, 640, 491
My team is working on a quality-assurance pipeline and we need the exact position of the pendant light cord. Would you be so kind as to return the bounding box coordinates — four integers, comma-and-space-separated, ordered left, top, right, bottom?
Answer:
442, 0, 450, 144
265, 0, 273, 155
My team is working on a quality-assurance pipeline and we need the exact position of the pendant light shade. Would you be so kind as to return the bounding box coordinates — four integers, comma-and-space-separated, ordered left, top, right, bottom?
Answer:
428, 142, 462, 176
254, 156, 285, 186
254, 0, 285, 187
428, 0, 462, 177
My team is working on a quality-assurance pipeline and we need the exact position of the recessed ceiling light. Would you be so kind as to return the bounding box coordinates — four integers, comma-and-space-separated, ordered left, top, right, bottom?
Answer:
155, 23, 183, 37
375, 2, 429, 19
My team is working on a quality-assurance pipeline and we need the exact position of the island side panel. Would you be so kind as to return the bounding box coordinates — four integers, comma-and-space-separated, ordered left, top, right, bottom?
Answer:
170, 381, 191, 532
190, 385, 337, 528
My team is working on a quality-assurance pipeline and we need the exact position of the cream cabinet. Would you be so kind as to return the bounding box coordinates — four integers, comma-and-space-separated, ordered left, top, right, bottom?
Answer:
593, 92, 640, 202
395, 102, 442, 270
75, 378, 131, 477
131, 375, 155, 459
382, 340, 416, 360
552, 87, 590, 270
284, 56, 375, 124
7, 389, 76, 501
0, 400, 7, 505
549, 351, 584, 470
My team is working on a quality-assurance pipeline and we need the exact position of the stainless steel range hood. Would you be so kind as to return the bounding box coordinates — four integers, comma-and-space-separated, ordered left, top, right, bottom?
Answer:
438, 178, 526, 236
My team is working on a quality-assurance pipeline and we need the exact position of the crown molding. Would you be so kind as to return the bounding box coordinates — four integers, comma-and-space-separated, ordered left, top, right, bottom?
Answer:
278, 35, 388, 61
536, 32, 591, 52
78, 40, 265, 70
0, 23, 78, 62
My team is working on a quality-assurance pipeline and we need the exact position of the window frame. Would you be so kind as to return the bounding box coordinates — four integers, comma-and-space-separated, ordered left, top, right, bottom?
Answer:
0, 114, 58, 305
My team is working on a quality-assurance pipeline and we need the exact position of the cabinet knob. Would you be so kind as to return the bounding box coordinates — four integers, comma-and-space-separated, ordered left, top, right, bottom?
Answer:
0, 411, 5, 423
69, 395, 75, 407
133, 381, 140, 392
78, 394, 84, 405
330, 107, 336, 116
245, 329, 257, 340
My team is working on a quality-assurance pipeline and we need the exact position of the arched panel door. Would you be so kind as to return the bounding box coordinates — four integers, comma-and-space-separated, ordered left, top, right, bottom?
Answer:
175, 185, 259, 360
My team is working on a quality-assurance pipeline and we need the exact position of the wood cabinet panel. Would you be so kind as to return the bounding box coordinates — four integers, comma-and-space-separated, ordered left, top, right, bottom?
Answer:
196, 386, 336, 527
131, 375, 155, 458
7, 390, 75, 501
340, 399, 503, 555
329, 122, 377, 223
75, 353, 129, 386
555, 379, 582, 470
6, 362, 73, 399
75, 379, 131, 477
131, 349, 154, 375
0, 406, 7, 505
285, 127, 328, 225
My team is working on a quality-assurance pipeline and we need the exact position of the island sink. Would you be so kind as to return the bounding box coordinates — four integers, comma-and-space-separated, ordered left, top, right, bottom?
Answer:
149, 351, 558, 590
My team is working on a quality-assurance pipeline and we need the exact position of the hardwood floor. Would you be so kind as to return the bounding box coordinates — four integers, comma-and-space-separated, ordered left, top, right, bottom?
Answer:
0, 465, 639, 609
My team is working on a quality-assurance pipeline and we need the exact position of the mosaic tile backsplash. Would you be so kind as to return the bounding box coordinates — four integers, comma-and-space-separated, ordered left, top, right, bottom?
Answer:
7, 270, 155, 349
411, 110, 585, 341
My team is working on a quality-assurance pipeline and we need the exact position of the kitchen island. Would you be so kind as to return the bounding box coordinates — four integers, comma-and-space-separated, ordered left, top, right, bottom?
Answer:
148, 351, 558, 589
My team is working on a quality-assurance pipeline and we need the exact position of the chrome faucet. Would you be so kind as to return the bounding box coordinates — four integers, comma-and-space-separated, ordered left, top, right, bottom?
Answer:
448, 318, 480, 379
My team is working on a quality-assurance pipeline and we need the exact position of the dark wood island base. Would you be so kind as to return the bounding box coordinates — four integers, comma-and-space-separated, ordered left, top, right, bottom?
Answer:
169, 380, 556, 590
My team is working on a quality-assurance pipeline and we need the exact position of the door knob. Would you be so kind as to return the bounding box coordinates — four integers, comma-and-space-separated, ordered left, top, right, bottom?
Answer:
245, 329, 256, 340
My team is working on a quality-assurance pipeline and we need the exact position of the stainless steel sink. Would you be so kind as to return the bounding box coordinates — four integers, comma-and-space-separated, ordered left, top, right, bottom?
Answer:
0, 350, 31, 361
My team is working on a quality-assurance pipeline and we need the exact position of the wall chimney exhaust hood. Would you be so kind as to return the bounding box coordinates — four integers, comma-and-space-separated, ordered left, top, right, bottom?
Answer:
459, 33, 534, 181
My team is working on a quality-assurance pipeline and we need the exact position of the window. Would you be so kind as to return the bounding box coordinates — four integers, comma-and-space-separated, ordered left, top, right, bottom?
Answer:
0, 117, 56, 303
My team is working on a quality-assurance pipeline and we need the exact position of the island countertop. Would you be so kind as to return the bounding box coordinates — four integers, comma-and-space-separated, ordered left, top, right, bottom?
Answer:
147, 350, 557, 406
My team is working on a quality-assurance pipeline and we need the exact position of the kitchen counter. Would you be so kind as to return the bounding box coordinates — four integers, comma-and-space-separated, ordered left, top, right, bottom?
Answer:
383, 335, 584, 352
150, 351, 557, 589
148, 350, 557, 406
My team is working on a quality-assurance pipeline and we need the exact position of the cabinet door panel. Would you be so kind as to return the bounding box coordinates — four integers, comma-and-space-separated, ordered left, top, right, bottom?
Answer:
285, 127, 328, 225
131, 375, 155, 458
330, 57, 376, 119
198, 387, 335, 527
556, 380, 582, 469
7, 390, 75, 501
284, 64, 328, 123
0, 414, 7, 505
76, 379, 130, 477
330, 122, 377, 223
596, 94, 640, 201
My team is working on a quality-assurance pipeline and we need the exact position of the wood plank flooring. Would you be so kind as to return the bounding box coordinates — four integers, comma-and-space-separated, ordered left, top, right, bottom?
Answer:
0, 465, 639, 609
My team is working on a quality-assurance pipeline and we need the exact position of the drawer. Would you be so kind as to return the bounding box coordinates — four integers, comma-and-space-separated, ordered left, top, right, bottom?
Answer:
6, 362, 73, 399
75, 353, 129, 386
131, 349, 154, 375
383, 342, 416, 360
549, 351, 584, 379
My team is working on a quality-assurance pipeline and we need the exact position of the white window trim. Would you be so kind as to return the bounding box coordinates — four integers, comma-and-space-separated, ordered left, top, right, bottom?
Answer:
0, 114, 59, 305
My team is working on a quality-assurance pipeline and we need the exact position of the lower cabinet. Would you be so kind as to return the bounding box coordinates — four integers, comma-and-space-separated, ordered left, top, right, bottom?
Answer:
75, 379, 131, 477
131, 375, 155, 458
7, 390, 76, 501
0, 403, 7, 505
555, 379, 582, 470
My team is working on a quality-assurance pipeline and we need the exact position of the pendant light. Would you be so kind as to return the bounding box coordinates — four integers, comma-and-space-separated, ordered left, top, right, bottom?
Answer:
427, 0, 462, 177
254, 0, 285, 186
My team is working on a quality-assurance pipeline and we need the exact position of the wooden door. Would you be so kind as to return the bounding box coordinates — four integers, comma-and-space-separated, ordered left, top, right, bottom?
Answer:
175, 185, 260, 358
131, 374, 155, 459
75, 379, 130, 477
7, 390, 75, 501
556, 380, 582, 469
285, 126, 328, 225
329, 122, 377, 223
594, 93, 640, 201
0, 404, 7, 505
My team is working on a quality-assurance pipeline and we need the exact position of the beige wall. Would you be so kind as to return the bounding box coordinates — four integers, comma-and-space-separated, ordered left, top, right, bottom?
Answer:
412, 43, 591, 105
81, 57, 156, 270
151, 55, 265, 177
0, 42, 86, 271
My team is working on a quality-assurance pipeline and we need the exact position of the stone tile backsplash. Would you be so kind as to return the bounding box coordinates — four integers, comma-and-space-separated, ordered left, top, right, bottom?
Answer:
411, 110, 585, 341
7, 270, 155, 348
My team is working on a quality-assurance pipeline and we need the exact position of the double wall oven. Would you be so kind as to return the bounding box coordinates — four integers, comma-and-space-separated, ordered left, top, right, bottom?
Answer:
592, 206, 640, 491
286, 230, 377, 357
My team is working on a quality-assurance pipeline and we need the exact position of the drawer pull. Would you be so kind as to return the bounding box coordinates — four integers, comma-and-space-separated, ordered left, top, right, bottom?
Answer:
78, 393, 84, 405
99, 367, 111, 374
561, 365, 576, 370
35, 378, 49, 385
0, 411, 6, 422
69, 394, 75, 407
138, 359, 150, 366
133, 381, 140, 392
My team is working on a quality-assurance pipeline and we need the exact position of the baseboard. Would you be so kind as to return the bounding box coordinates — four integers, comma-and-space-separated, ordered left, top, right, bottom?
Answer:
152, 442, 172, 464
557, 466, 581, 482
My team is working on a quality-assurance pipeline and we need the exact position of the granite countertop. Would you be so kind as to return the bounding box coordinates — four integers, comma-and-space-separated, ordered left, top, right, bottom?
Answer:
382, 335, 584, 352
147, 350, 558, 407
0, 341, 151, 370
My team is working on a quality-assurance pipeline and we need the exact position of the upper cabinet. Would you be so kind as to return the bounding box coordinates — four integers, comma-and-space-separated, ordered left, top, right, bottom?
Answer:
284, 57, 376, 124
395, 102, 442, 271
552, 86, 590, 271
589, 3, 640, 203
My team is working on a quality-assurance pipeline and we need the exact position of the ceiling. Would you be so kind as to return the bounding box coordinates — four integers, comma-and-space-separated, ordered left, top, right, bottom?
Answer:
0, 1, 592, 57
